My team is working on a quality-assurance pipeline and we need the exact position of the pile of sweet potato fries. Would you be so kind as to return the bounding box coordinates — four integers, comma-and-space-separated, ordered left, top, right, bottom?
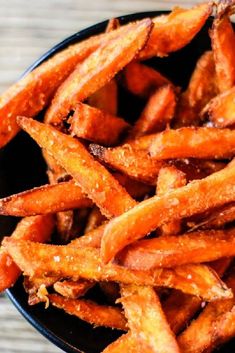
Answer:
1, 1, 235, 352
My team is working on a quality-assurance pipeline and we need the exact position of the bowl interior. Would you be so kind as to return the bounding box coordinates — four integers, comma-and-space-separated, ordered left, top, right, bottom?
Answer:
1, 11, 234, 353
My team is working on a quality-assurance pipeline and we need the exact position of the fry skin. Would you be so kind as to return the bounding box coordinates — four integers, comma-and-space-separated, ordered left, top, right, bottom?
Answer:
17, 117, 137, 218
127, 85, 176, 139
3, 238, 231, 301
48, 294, 127, 331
149, 127, 235, 160
117, 229, 235, 270
140, 2, 212, 59
53, 279, 94, 299
68, 102, 129, 146
123, 61, 171, 98
101, 160, 235, 263
0, 180, 92, 217
120, 285, 180, 353
45, 19, 153, 127
0, 215, 54, 292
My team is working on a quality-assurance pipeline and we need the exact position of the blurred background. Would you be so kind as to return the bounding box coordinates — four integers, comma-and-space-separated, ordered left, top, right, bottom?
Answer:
0, 0, 200, 352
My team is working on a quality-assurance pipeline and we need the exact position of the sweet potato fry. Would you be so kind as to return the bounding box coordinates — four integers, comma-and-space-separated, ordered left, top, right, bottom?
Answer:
45, 19, 153, 127
89, 143, 163, 185
48, 294, 127, 330
54, 279, 94, 299
201, 203, 235, 229
84, 207, 106, 233
68, 102, 130, 146
17, 117, 137, 218
120, 285, 180, 353
0, 215, 54, 292
178, 268, 235, 353
3, 238, 231, 301
88, 79, 118, 116
123, 61, 171, 98
0, 180, 92, 217
101, 160, 235, 263
117, 229, 235, 270
149, 127, 235, 160
211, 14, 235, 92
174, 51, 217, 127
140, 2, 212, 59
113, 173, 152, 200
127, 85, 176, 139
157, 166, 186, 235
102, 333, 141, 353
205, 86, 235, 128
105, 18, 120, 33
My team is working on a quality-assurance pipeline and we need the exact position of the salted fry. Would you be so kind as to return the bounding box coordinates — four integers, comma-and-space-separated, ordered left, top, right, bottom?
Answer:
68, 102, 129, 146
123, 61, 171, 98
175, 51, 217, 127
120, 285, 180, 353
113, 173, 152, 200
54, 279, 94, 299
140, 2, 212, 59
84, 207, 106, 233
45, 19, 153, 127
0, 180, 92, 217
101, 160, 235, 263
0, 215, 54, 292
127, 85, 176, 139
211, 14, 235, 92
17, 117, 137, 218
102, 333, 141, 353
88, 79, 118, 116
205, 86, 235, 128
48, 294, 127, 330
157, 165, 186, 235
201, 203, 235, 229
90, 144, 163, 185
149, 127, 235, 160
3, 238, 231, 301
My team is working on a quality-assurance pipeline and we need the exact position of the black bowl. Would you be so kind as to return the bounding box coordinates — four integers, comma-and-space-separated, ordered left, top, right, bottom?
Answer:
1, 11, 234, 353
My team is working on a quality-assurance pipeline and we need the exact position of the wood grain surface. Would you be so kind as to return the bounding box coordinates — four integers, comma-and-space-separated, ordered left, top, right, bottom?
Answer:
0, 1, 201, 352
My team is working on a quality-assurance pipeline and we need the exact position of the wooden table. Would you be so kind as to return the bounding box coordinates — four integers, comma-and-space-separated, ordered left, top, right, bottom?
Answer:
0, 1, 200, 352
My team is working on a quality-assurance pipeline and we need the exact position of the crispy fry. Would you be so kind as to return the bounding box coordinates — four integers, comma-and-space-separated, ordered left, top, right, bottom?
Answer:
113, 173, 152, 200
174, 51, 217, 127
45, 19, 153, 127
17, 117, 137, 218
117, 229, 235, 270
0, 180, 92, 217
88, 79, 118, 116
149, 127, 235, 160
0, 215, 54, 292
3, 238, 231, 301
48, 294, 127, 330
140, 2, 212, 59
205, 86, 235, 128
105, 18, 120, 33
127, 85, 176, 139
120, 285, 180, 353
54, 280, 94, 299
101, 160, 235, 263
90, 144, 163, 185
123, 61, 171, 98
211, 14, 235, 92
157, 166, 186, 235
102, 333, 141, 353
202, 203, 235, 229
178, 268, 235, 353
84, 207, 106, 233
68, 103, 129, 146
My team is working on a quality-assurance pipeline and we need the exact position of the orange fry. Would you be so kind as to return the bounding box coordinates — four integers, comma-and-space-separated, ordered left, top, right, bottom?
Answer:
49, 294, 127, 331
117, 229, 235, 270
54, 279, 94, 299
202, 203, 235, 229
149, 127, 235, 160
68, 102, 129, 146
175, 51, 217, 127
205, 86, 235, 128
45, 19, 153, 127
84, 207, 106, 233
113, 173, 152, 200
17, 117, 137, 218
101, 160, 235, 263
0, 215, 54, 292
0, 180, 92, 217
3, 238, 231, 301
88, 79, 118, 116
102, 333, 141, 353
89, 144, 163, 185
127, 85, 176, 139
211, 14, 235, 92
140, 2, 212, 59
123, 61, 171, 98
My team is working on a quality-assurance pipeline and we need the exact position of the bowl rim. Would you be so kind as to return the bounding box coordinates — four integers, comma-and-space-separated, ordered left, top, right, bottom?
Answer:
6, 10, 167, 353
